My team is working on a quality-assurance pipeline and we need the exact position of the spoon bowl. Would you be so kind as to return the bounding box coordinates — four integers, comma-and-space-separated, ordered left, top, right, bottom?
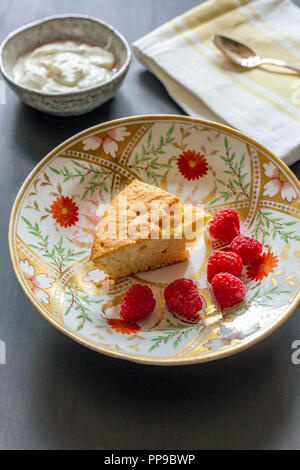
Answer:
212, 35, 300, 73
212, 35, 262, 68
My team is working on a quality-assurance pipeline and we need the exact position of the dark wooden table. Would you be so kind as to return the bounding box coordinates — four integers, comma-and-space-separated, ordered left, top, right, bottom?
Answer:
0, 0, 300, 450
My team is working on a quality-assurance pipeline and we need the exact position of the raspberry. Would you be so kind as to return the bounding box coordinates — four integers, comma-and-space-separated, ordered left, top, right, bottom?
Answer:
207, 250, 243, 283
120, 284, 156, 323
164, 278, 202, 318
231, 235, 262, 265
209, 208, 240, 242
211, 272, 246, 309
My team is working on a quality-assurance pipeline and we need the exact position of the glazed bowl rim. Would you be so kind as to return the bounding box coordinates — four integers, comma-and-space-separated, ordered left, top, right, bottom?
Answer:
0, 13, 132, 98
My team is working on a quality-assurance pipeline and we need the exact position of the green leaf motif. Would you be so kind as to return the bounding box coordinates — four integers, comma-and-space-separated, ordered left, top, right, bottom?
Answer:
129, 126, 175, 184
211, 137, 250, 205
148, 323, 203, 353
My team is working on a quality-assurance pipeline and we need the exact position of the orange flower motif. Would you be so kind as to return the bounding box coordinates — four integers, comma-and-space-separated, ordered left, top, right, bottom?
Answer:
247, 250, 278, 282
50, 196, 79, 228
177, 150, 208, 180
107, 318, 141, 334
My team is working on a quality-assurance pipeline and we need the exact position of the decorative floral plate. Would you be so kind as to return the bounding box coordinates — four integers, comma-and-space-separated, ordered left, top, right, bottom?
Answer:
9, 115, 300, 365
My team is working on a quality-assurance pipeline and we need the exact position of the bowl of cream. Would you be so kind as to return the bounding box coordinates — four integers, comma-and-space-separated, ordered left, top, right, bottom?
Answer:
0, 15, 131, 116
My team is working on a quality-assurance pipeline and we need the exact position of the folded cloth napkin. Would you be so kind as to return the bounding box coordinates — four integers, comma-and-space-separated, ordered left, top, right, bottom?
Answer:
133, 0, 300, 166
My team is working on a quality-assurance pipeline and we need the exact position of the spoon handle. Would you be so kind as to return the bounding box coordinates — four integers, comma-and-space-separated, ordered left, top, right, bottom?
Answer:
261, 58, 300, 73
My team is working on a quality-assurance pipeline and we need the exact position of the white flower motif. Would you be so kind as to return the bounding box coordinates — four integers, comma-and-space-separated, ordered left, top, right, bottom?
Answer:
82, 135, 102, 151
72, 195, 102, 244
107, 126, 131, 142
262, 162, 297, 203
204, 320, 260, 351
20, 259, 55, 305
102, 135, 118, 158
82, 127, 131, 158
102, 127, 131, 158
82, 268, 105, 283
263, 162, 279, 179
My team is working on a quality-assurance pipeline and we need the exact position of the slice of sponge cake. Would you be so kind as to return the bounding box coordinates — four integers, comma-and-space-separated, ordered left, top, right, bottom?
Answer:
90, 179, 203, 278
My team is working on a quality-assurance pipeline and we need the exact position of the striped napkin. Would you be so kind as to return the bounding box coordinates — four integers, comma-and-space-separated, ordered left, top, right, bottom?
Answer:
133, 0, 300, 166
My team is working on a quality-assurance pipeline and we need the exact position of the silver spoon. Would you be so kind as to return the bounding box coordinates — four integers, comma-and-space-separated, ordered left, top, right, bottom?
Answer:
212, 35, 300, 73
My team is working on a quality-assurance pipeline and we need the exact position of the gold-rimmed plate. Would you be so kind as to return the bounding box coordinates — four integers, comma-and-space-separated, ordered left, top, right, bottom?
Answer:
9, 115, 300, 365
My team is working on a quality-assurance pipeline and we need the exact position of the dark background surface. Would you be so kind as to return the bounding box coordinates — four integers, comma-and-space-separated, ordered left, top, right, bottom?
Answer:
0, 0, 300, 450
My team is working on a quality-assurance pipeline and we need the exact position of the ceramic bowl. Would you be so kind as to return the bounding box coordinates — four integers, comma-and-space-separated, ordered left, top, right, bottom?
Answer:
9, 115, 300, 365
0, 14, 131, 116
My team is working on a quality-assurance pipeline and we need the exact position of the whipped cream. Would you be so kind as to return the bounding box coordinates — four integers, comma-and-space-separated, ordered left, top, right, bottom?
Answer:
13, 40, 116, 93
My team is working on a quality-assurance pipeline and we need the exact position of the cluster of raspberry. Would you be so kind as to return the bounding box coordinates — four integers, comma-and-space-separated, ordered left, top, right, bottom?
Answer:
115, 208, 263, 323
207, 208, 262, 309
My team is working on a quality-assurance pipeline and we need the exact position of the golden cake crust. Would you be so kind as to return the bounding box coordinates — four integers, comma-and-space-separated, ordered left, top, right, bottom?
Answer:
90, 179, 181, 261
